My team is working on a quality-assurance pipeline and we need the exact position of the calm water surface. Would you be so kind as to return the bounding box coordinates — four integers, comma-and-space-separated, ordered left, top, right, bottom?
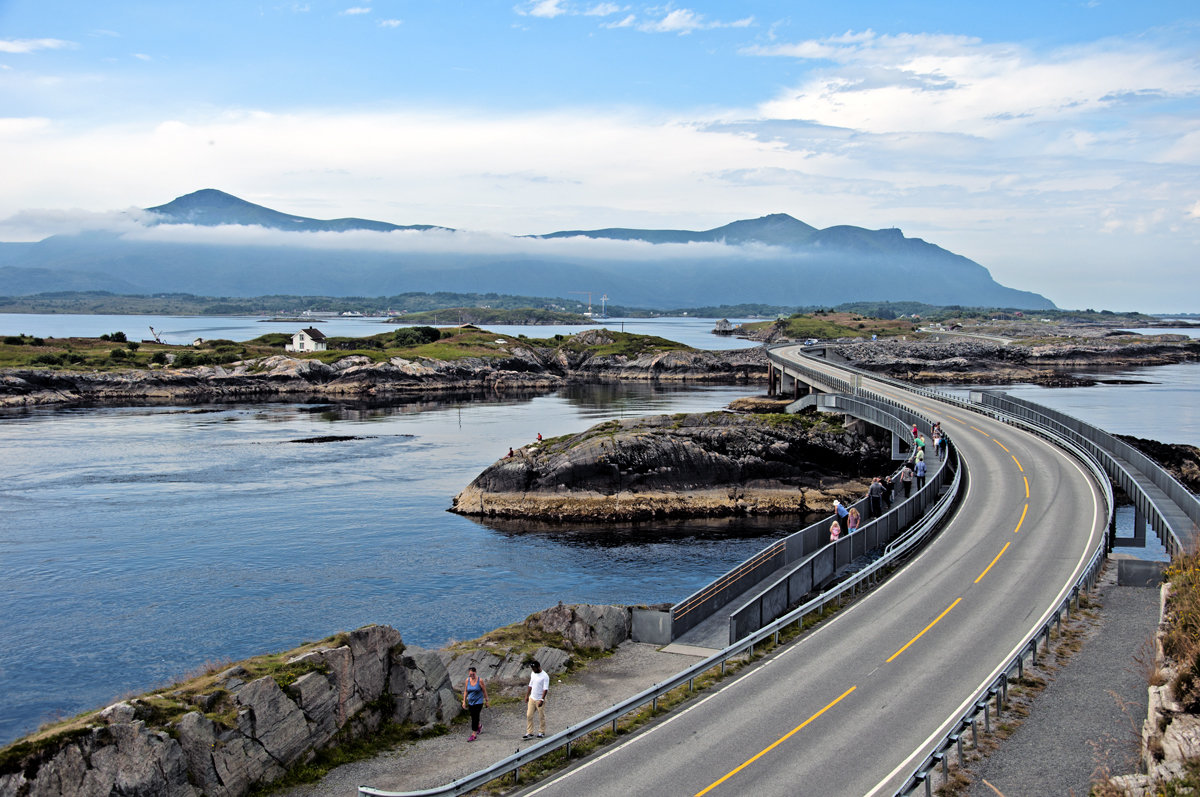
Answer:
0, 383, 791, 745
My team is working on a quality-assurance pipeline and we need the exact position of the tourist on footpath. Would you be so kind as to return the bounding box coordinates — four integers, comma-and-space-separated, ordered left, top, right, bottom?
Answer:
882, 475, 895, 509
829, 519, 841, 542
847, 506, 860, 534
868, 477, 884, 517
931, 430, 941, 458
916, 434, 926, 457
462, 667, 489, 742
834, 499, 849, 529
915, 458, 927, 490
915, 446, 925, 464
900, 462, 914, 498
523, 660, 550, 740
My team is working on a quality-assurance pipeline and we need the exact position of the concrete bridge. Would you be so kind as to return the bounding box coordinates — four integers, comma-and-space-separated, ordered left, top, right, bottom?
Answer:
363, 345, 1197, 797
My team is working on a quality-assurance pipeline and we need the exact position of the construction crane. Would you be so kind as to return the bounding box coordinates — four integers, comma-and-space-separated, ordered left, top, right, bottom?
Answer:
148, 326, 164, 344
569, 291, 593, 316
599, 294, 609, 318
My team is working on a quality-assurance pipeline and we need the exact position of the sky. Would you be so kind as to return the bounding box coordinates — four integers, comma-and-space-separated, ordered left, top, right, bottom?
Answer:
0, 1, 1198, 313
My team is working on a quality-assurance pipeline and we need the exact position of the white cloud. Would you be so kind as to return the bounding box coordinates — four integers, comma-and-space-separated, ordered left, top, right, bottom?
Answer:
748, 31, 1200, 139
585, 3, 623, 16
638, 9, 753, 35
379, 19, 403, 28
1188, 201, 1200, 220
517, 0, 569, 19
132, 53, 152, 61
340, 6, 371, 15
0, 38, 76, 54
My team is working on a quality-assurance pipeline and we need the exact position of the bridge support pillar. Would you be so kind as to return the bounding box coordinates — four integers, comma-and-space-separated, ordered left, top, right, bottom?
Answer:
767, 362, 775, 396
1114, 504, 1148, 548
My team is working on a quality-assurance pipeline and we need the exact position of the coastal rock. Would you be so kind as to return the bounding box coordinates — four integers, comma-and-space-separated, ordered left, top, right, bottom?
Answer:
527, 604, 631, 651
0, 625, 454, 797
452, 410, 888, 521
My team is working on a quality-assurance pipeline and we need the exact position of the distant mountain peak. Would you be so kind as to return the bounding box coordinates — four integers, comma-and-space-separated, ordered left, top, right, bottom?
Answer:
145, 189, 443, 234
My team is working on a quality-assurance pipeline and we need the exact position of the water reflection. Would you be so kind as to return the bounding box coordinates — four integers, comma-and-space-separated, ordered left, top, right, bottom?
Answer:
464, 512, 819, 547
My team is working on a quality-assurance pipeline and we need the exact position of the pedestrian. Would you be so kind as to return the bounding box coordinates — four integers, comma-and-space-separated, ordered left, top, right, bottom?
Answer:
900, 462, 914, 498
829, 520, 841, 542
882, 476, 895, 509
915, 447, 925, 464
536, 432, 543, 442
917, 434, 926, 455
506, 447, 514, 458
523, 660, 550, 740
911, 423, 919, 439
915, 458, 927, 490
868, 476, 884, 517
931, 430, 941, 459
847, 507, 860, 534
834, 499, 849, 528
462, 666, 489, 742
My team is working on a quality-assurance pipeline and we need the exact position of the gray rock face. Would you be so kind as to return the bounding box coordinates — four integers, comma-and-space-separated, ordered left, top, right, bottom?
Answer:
528, 604, 631, 651
0, 625, 454, 797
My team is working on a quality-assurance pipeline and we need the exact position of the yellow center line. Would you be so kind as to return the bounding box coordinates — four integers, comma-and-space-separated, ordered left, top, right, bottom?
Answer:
1024, 476, 1029, 498
886, 598, 963, 663
695, 686, 858, 796
1014, 503, 1028, 534
975, 541, 1011, 583
1011, 455, 1024, 472
993, 439, 1010, 453
943, 412, 966, 424
969, 425, 990, 437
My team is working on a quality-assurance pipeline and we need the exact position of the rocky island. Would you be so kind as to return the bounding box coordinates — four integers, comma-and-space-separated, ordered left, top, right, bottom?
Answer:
451, 409, 891, 521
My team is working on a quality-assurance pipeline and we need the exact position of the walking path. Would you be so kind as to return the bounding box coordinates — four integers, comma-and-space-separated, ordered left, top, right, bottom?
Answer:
962, 564, 1160, 796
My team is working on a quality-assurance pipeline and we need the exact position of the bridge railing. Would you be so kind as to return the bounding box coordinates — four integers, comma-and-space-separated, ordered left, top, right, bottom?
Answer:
671, 389, 942, 640
726, 394, 959, 645
976, 391, 1200, 556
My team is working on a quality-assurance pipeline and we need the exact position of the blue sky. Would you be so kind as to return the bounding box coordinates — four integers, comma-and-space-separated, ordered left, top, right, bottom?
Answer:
1, 1, 1198, 312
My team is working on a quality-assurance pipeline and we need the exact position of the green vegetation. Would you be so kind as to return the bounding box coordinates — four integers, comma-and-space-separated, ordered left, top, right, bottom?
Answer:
0, 324, 694, 373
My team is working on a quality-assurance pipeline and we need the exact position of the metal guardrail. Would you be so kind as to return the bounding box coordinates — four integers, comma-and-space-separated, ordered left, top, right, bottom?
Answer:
726, 395, 960, 644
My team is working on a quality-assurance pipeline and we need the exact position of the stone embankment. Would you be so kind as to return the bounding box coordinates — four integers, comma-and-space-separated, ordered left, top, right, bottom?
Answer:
452, 410, 890, 521
0, 604, 635, 797
0, 341, 767, 408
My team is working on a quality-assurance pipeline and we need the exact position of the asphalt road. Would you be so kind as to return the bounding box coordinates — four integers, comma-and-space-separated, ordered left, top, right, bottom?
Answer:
517, 349, 1109, 797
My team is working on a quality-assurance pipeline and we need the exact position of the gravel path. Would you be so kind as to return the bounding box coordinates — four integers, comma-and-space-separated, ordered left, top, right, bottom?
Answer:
280, 642, 700, 797
962, 568, 1160, 797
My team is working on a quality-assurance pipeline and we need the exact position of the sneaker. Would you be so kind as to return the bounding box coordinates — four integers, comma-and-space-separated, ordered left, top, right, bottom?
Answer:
536, 733, 544, 738
522, 734, 534, 740
468, 733, 476, 742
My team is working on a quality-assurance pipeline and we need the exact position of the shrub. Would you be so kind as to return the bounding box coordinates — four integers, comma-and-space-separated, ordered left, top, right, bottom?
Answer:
150, 351, 167, 365
110, 349, 127, 360
3, 336, 24, 345
390, 326, 441, 348
110, 331, 127, 342
127, 341, 140, 352
32, 353, 63, 365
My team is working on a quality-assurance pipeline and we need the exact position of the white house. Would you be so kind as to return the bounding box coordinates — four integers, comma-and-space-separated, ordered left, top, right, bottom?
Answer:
285, 327, 327, 352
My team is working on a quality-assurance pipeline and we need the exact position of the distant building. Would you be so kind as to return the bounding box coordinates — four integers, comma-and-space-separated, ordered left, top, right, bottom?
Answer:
285, 328, 327, 352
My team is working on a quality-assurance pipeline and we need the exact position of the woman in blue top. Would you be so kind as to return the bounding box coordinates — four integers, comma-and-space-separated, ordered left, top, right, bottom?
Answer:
462, 667, 490, 741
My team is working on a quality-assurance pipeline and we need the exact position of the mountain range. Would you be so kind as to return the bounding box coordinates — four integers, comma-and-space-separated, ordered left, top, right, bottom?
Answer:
0, 189, 1054, 310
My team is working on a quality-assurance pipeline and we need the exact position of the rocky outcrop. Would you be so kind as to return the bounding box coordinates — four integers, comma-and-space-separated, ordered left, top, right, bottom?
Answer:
0, 343, 768, 408
451, 410, 890, 521
0, 625, 457, 797
824, 338, 1200, 385
0, 605, 637, 797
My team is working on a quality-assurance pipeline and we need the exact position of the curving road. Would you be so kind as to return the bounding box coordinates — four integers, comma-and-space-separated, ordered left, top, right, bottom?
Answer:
518, 347, 1108, 796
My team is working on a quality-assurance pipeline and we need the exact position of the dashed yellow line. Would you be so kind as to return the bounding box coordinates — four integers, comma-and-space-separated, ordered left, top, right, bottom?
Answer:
1015, 503, 1028, 533
970, 425, 990, 437
1011, 455, 1024, 472
976, 542, 1011, 583
887, 598, 963, 663
1024, 476, 1029, 498
695, 686, 858, 796
993, 439, 1010, 453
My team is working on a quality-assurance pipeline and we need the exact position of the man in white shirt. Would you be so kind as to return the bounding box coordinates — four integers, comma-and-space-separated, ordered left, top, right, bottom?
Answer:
523, 660, 550, 739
